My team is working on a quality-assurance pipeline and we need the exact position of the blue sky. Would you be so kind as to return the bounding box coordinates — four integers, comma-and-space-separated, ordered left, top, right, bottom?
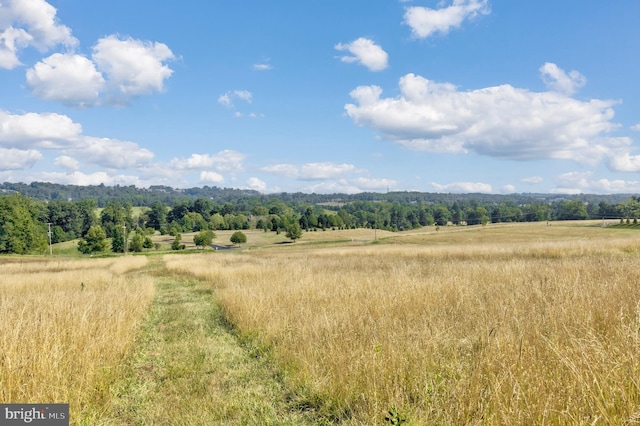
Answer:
1, 0, 639, 194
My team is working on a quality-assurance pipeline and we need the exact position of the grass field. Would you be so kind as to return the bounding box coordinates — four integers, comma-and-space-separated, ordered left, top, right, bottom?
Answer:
3, 221, 640, 424
0, 256, 153, 423
166, 222, 640, 424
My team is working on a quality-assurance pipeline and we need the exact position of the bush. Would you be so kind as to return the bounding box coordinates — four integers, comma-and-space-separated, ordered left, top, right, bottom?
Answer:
230, 231, 247, 246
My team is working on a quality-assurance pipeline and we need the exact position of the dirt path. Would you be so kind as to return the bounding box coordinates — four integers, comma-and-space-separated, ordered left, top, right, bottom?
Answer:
102, 258, 318, 425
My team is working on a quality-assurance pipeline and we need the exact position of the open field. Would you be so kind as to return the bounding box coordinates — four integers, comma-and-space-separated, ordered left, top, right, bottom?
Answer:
166, 222, 640, 424
4, 222, 640, 424
0, 256, 153, 423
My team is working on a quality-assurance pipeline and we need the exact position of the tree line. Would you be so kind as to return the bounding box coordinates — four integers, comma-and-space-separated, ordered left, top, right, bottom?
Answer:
2, 192, 640, 255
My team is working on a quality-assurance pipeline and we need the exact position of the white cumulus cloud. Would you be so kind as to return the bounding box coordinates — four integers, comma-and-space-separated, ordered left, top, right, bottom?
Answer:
345, 67, 633, 171
0, 109, 154, 169
540, 62, 586, 95
0, 0, 77, 69
0, 110, 81, 147
0, 148, 42, 170
351, 177, 398, 191
430, 181, 493, 193
246, 177, 267, 192
299, 162, 358, 180
200, 171, 224, 184
403, 0, 490, 39
26, 53, 105, 107
262, 164, 299, 178
92, 35, 175, 98
170, 150, 245, 172
53, 155, 79, 171
335, 37, 388, 72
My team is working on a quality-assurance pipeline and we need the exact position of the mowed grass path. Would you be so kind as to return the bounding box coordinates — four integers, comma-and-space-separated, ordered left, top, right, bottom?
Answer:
103, 258, 317, 425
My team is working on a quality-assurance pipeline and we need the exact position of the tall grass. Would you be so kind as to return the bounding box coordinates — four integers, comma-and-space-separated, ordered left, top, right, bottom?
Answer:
0, 256, 153, 424
165, 234, 640, 424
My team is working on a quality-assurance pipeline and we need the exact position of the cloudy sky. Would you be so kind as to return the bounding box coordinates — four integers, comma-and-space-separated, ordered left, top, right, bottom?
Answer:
1, 0, 639, 194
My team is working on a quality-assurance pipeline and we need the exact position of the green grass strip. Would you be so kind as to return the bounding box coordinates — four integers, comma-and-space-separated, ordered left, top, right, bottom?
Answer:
99, 260, 318, 425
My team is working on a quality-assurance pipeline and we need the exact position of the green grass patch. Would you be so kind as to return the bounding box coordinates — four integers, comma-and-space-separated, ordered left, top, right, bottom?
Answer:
102, 259, 319, 425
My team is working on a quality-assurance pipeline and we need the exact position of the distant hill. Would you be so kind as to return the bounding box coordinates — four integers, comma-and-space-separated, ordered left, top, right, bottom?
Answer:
0, 181, 635, 207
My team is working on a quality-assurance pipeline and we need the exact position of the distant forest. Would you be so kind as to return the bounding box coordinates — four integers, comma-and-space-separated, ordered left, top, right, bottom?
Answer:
1, 181, 639, 255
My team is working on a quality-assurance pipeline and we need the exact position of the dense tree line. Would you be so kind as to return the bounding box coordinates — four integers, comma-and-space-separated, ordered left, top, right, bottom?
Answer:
1, 188, 640, 254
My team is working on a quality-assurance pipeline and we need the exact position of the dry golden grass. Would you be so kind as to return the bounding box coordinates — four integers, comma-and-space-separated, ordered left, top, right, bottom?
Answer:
165, 226, 640, 424
0, 256, 153, 424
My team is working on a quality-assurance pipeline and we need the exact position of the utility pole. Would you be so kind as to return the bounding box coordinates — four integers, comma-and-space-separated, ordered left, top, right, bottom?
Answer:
47, 222, 53, 256
123, 223, 127, 255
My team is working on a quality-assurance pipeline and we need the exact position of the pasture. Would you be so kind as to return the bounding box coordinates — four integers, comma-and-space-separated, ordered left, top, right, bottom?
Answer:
0, 256, 153, 422
166, 222, 640, 424
2, 221, 640, 424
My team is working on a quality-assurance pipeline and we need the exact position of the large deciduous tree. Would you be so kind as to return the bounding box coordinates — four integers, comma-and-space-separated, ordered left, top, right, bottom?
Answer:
0, 195, 48, 254
285, 223, 302, 242
193, 229, 215, 249
230, 231, 247, 246
78, 226, 108, 254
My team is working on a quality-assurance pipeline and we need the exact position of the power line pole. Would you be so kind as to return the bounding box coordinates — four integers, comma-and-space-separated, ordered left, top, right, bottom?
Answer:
47, 222, 53, 256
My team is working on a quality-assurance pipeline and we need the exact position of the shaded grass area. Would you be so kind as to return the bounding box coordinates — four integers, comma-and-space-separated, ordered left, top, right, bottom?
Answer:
103, 259, 318, 425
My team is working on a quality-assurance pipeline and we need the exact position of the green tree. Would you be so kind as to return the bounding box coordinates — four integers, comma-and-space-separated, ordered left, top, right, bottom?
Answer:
285, 223, 303, 242
78, 225, 108, 254
145, 202, 168, 230
143, 236, 154, 250
111, 225, 127, 253
171, 233, 185, 250
0, 194, 48, 254
128, 232, 145, 253
230, 231, 247, 246
101, 201, 134, 238
556, 200, 588, 221
193, 229, 215, 250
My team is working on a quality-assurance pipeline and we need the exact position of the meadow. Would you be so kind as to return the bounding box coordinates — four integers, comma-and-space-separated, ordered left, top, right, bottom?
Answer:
3, 222, 640, 424
166, 222, 640, 424
0, 256, 154, 423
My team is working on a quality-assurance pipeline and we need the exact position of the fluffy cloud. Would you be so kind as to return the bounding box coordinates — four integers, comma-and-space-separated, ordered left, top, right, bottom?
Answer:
246, 177, 267, 191
200, 171, 224, 184
430, 181, 493, 193
403, 0, 490, 39
24, 35, 175, 107
502, 184, 517, 193
0, 109, 153, 169
0, 0, 77, 69
92, 35, 174, 98
299, 162, 358, 180
0, 27, 32, 69
540, 62, 586, 95
0, 110, 81, 147
262, 164, 299, 178
335, 37, 388, 72
170, 150, 245, 172
69, 137, 154, 169
35, 170, 143, 186
302, 179, 364, 195
0, 148, 42, 170
351, 177, 398, 191
345, 67, 634, 170
26, 53, 105, 107
53, 155, 79, 171
549, 171, 640, 194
